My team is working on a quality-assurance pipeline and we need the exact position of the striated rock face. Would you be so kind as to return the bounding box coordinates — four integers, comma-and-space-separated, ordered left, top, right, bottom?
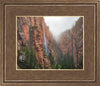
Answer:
17, 17, 52, 68
58, 17, 83, 67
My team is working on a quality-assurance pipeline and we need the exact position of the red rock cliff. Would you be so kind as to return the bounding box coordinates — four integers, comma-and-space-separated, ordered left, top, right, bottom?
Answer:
17, 17, 52, 68
58, 17, 83, 67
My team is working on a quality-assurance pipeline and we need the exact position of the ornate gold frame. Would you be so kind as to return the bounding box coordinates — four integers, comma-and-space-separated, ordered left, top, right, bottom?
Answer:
0, 0, 100, 86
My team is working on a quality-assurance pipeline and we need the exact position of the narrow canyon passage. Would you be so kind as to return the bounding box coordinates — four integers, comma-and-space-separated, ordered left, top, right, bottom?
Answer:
17, 16, 83, 69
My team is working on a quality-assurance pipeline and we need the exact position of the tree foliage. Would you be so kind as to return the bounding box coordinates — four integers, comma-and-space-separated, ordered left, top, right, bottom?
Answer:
48, 52, 55, 68
56, 52, 75, 69
18, 47, 42, 69
76, 56, 83, 69
18, 47, 83, 69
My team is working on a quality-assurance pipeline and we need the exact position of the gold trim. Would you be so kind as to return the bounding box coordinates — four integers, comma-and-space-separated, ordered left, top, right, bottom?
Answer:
16, 16, 84, 71
83, 16, 85, 70
5, 79, 95, 82
5, 4, 7, 82
2, 1, 99, 4
94, 4, 96, 81
5, 5, 95, 6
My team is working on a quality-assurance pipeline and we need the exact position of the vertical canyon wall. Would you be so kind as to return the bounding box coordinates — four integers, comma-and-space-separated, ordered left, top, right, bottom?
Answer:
58, 17, 83, 67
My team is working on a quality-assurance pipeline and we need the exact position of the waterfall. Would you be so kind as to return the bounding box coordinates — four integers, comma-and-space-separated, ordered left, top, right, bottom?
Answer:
43, 34, 49, 55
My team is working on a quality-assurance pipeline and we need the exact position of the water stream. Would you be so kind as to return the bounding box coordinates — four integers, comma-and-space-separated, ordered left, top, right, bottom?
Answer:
43, 34, 49, 55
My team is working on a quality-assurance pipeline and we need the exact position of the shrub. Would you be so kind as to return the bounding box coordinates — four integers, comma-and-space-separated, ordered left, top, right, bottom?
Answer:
76, 56, 83, 69
36, 34, 39, 38
56, 65, 62, 69
56, 52, 75, 69
20, 46, 26, 52
31, 26, 38, 29
18, 46, 43, 69
48, 52, 55, 66
51, 65, 55, 69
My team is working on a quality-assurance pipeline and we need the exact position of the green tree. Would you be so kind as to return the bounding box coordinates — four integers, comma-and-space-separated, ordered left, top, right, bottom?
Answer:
48, 52, 55, 68
56, 64, 62, 69
25, 47, 30, 64
29, 47, 37, 68
48, 52, 55, 65
56, 52, 75, 69
18, 47, 41, 69
76, 56, 83, 69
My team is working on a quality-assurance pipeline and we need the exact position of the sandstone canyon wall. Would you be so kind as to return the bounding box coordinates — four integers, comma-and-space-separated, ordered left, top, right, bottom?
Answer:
58, 17, 83, 67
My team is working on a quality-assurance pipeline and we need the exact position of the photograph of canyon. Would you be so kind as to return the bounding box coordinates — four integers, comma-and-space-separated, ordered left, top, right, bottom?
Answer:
17, 16, 83, 69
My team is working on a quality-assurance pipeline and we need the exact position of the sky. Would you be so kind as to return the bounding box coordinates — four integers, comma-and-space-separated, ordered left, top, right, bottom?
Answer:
44, 16, 80, 40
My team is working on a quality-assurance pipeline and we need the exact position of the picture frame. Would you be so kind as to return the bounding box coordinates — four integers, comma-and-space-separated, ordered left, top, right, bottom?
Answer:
0, 0, 100, 86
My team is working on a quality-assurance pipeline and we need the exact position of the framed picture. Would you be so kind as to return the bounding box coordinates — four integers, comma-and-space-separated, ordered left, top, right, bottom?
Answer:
0, 0, 100, 86
16, 16, 84, 70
